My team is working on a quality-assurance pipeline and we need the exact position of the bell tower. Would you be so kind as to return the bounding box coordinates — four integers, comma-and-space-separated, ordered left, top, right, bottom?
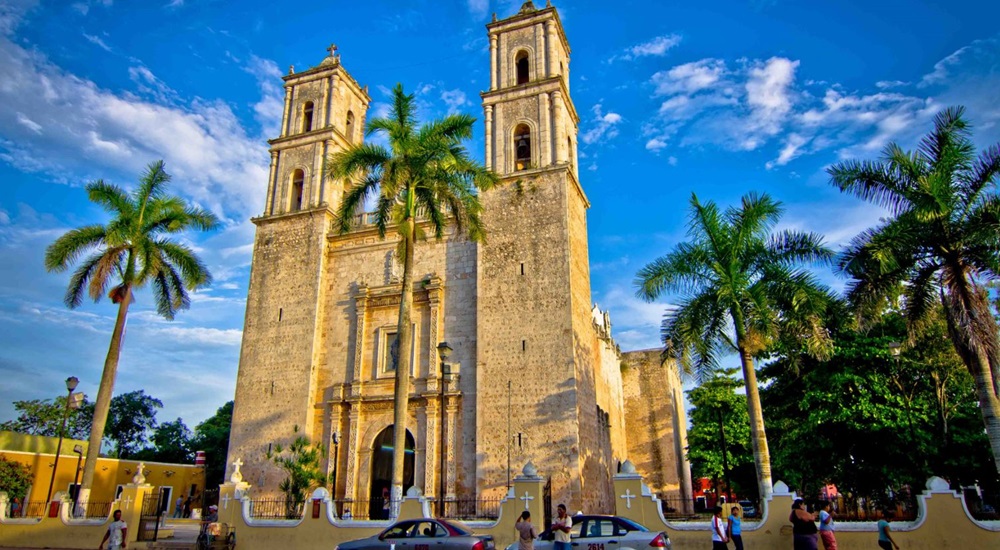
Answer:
228, 47, 370, 489
482, 1, 578, 178
477, 1, 608, 510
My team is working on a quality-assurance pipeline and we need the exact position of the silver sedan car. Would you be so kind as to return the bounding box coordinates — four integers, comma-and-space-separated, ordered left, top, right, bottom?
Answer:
338, 518, 496, 550
505, 515, 670, 550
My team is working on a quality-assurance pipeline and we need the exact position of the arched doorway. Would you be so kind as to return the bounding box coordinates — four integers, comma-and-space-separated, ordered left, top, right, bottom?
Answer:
369, 425, 414, 519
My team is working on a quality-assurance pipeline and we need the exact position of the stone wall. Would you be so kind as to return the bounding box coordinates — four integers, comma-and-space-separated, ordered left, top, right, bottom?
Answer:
621, 349, 690, 503
228, 208, 332, 491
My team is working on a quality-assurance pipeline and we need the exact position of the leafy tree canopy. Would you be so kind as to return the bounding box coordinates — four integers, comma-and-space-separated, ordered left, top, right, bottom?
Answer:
686, 369, 757, 498
0, 396, 93, 440
761, 307, 998, 501
133, 418, 193, 464
0, 456, 33, 500
106, 390, 162, 458
192, 401, 233, 486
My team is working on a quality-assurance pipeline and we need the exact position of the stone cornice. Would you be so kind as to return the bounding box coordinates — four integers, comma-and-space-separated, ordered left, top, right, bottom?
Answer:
486, 6, 570, 55
251, 205, 333, 227
283, 62, 371, 105
480, 76, 579, 125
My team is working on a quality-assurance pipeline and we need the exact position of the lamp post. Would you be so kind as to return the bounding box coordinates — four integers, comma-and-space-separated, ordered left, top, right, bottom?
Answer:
45, 376, 80, 505
436, 341, 453, 518
72, 444, 84, 515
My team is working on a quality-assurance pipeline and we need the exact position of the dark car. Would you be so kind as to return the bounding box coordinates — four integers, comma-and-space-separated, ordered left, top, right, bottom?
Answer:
338, 518, 496, 550
505, 515, 670, 550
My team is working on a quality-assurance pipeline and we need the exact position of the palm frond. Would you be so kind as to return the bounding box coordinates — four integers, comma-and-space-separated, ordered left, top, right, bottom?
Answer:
86, 180, 133, 217
44, 225, 107, 272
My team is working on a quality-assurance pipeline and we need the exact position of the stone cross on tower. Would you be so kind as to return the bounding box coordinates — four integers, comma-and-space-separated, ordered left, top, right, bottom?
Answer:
327, 44, 338, 57
230, 458, 244, 483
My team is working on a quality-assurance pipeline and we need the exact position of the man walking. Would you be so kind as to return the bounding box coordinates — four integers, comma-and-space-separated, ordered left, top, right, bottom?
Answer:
553, 504, 573, 550
100, 509, 127, 550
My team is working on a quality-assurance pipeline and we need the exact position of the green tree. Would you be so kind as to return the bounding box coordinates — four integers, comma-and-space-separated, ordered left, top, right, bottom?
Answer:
0, 457, 33, 501
134, 418, 192, 464
267, 426, 328, 519
761, 308, 997, 502
828, 106, 1000, 475
44, 160, 219, 501
686, 369, 755, 498
105, 390, 162, 458
635, 192, 835, 500
192, 401, 233, 487
324, 84, 497, 508
0, 396, 93, 440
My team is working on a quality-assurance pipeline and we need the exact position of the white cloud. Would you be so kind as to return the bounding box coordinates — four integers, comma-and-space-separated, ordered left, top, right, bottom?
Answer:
667, 155, 677, 166
641, 38, 1000, 168
645, 137, 667, 152
142, 325, 243, 347
82, 32, 112, 52
612, 34, 682, 62
766, 132, 808, 169
243, 55, 284, 139
875, 80, 908, 89
651, 59, 726, 95
581, 103, 623, 146
596, 284, 671, 351
440, 89, 469, 114
16, 112, 42, 133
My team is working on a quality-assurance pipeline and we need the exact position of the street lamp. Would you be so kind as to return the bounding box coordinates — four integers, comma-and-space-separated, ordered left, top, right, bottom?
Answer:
72, 444, 84, 516
45, 376, 80, 505
436, 342, 453, 517
888, 341, 902, 361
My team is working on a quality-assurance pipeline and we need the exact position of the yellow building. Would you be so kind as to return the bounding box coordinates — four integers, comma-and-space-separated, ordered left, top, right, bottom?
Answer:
1, 431, 206, 511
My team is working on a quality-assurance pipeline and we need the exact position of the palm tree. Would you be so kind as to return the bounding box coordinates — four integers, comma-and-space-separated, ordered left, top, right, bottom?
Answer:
324, 84, 497, 513
635, 192, 834, 500
829, 106, 1000, 475
45, 160, 219, 505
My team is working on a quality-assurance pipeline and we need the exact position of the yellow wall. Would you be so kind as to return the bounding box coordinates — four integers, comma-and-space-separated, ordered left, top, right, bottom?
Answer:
612, 473, 1000, 550
1, 432, 206, 504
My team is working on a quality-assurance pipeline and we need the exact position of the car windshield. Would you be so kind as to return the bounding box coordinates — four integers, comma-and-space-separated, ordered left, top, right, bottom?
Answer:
616, 518, 649, 532
439, 519, 474, 535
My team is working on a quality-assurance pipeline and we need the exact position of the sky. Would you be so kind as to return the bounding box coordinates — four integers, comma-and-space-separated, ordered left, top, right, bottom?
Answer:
0, 0, 998, 431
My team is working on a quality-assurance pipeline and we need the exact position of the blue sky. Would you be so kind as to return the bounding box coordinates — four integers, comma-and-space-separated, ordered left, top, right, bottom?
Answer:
0, 0, 998, 429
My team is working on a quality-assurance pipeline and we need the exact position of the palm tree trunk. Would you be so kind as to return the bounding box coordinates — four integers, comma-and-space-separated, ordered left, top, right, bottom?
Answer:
942, 285, 1000, 476
738, 346, 774, 500
390, 223, 416, 518
78, 288, 131, 509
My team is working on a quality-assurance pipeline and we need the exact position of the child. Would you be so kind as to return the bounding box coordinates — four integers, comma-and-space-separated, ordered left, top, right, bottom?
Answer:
727, 505, 743, 550
877, 510, 899, 550
818, 500, 836, 550
711, 506, 728, 550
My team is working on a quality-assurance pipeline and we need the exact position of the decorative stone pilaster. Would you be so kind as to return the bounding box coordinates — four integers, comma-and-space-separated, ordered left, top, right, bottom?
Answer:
489, 34, 498, 90
484, 106, 494, 170
280, 84, 293, 137
538, 92, 551, 166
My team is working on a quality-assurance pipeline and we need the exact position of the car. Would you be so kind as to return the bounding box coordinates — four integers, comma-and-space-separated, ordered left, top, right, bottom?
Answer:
737, 501, 757, 518
337, 518, 496, 550
505, 515, 670, 550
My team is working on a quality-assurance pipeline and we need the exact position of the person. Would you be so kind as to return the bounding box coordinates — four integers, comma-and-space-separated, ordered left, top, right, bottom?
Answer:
381, 487, 391, 520
515, 510, 537, 550
552, 504, 573, 550
202, 505, 221, 541
183, 496, 192, 518
790, 499, 818, 550
711, 506, 728, 550
877, 510, 899, 550
205, 505, 219, 523
100, 509, 127, 550
818, 500, 836, 550
727, 505, 743, 550
11, 497, 21, 517
173, 497, 183, 519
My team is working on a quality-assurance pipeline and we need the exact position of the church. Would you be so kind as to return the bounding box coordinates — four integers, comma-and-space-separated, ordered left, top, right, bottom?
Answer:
227, 1, 692, 514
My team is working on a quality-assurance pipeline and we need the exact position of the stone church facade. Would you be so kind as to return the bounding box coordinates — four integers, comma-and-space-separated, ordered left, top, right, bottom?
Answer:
227, 1, 692, 514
